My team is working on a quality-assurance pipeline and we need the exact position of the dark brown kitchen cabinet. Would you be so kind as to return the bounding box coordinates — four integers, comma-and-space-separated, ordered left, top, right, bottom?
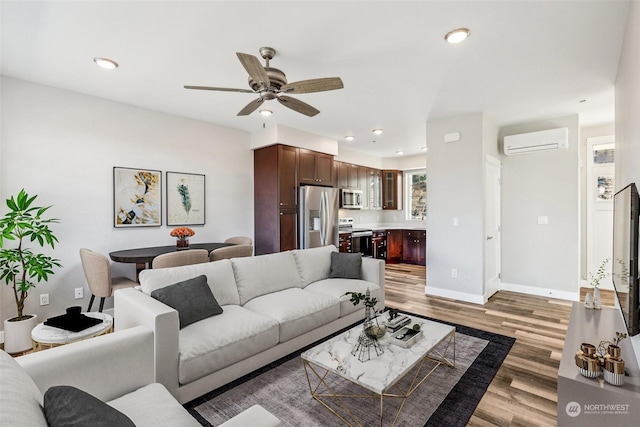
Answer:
372, 230, 386, 260
254, 144, 299, 255
386, 230, 403, 264
382, 170, 403, 210
279, 210, 298, 252
338, 232, 352, 253
403, 230, 426, 265
299, 148, 334, 186
336, 161, 359, 189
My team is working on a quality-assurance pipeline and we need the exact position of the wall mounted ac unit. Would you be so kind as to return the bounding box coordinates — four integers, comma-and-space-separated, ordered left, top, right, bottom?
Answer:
503, 127, 568, 156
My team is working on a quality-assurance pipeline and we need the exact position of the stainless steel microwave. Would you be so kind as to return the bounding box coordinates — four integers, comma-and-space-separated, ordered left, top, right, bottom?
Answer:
340, 189, 364, 209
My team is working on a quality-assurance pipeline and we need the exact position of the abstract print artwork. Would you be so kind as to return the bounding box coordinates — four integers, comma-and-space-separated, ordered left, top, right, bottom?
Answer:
166, 172, 205, 225
113, 167, 162, 227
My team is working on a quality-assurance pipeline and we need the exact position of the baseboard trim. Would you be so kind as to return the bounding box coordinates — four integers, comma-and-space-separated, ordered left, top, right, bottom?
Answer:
424, 286, 486, 305
500, 282, 579, 301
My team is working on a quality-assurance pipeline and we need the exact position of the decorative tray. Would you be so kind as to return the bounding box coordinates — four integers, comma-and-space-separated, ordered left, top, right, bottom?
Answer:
44, 313, 103, 332
389, 326, 423, 348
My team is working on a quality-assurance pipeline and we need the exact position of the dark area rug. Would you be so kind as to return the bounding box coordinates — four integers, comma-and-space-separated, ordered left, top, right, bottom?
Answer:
184, 310, 515, 426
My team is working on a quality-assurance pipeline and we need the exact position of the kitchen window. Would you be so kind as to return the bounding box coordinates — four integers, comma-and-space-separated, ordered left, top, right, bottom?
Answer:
405, 170, 426, 220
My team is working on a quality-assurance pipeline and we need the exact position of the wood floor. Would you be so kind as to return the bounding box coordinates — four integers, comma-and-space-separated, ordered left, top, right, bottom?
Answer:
384, 263, 615, 427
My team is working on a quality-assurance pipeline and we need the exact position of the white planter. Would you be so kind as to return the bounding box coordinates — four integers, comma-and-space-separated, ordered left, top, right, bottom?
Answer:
3, 314, 37, 354
593, 287, 602, 309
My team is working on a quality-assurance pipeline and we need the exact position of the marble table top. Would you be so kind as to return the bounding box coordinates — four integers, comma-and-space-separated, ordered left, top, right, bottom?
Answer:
301, 314, 455, 394
31, 312, 113, 344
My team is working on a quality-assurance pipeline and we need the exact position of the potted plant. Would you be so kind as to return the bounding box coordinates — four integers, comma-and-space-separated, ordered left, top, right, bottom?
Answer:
586, 258, 609, 309
0, 189, 61, 353
344, 290, 386, 338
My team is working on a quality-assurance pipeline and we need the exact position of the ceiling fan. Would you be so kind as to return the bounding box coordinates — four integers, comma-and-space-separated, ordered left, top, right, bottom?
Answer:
184, 47, 344, 117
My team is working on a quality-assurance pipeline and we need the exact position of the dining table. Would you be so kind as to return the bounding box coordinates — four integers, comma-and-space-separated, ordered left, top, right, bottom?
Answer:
109, 242, 232, 281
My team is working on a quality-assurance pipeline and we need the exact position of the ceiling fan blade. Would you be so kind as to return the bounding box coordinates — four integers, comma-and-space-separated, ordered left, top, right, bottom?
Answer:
184, 85, 254, 93
281, 77, 344, 94
237, 98, 265, 116
237, 53, 270, 89
277, 95, 320, 117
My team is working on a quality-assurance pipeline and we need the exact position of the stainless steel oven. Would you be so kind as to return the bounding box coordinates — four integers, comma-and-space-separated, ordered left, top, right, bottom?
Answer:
351, 229, 373, 257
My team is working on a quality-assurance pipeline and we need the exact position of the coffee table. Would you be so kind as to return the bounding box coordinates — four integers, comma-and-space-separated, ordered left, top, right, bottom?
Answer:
31, 312, 113, 351
301, 314, 455, 426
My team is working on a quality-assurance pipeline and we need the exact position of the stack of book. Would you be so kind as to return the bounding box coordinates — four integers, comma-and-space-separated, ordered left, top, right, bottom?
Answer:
387, 315, 411, 332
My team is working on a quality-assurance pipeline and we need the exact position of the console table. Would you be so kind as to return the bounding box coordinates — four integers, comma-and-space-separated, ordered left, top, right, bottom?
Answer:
557, 302, 640, 425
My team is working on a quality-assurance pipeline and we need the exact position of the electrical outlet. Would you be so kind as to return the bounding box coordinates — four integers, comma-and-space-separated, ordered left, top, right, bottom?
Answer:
451, 269, 458, 278
40, 293, 49, 306
74, 288, 84, 299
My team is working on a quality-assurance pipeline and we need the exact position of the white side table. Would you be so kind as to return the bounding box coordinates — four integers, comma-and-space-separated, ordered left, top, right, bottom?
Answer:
31, 312, 113, 351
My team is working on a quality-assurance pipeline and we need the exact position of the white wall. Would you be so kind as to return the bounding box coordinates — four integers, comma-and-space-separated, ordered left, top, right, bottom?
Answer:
0, 77, 253, 325
426, 113, 486, 303
499, 115, 580, 300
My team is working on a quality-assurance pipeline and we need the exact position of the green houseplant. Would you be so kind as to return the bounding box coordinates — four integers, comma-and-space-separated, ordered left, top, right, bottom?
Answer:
0, 189, 61, 353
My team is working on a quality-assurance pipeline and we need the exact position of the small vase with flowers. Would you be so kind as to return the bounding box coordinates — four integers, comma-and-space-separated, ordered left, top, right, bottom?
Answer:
170, 227, 195, 250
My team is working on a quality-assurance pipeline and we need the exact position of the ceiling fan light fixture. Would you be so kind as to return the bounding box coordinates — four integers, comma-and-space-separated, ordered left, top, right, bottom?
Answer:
259, 109, 273, 116
372, 129, 384, 135
445, 28, 470, 44
345, 136, 355, 141
93, 57, 118, 69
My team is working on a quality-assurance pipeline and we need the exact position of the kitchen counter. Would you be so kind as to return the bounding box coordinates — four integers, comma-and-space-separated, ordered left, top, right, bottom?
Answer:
357, 224, 426, 231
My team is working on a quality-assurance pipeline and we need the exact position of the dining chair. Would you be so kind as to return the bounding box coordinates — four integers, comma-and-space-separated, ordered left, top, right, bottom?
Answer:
79, 248, 137, 312
224, 236, 253, 246
210, 245, 254, 261
151, 249, 209, 269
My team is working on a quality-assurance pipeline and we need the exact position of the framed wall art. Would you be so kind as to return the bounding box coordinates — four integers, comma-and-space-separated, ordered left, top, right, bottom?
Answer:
113, 167, 162, 227
166, 171, 205, 225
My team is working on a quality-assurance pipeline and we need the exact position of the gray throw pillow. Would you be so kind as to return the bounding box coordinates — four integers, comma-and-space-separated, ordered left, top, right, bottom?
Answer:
329, 252, 362, 279
151, 275, 223, 328
44, 385, 135, 427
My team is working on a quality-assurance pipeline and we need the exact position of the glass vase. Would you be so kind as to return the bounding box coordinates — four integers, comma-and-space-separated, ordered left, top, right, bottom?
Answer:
176, 238, 189, 250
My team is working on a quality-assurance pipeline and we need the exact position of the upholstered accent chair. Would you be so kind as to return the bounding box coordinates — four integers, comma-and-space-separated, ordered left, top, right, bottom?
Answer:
79, 248, 137, 312
224, 236, 253, 245
209, 245, 254, 261
151, 249, 209, 269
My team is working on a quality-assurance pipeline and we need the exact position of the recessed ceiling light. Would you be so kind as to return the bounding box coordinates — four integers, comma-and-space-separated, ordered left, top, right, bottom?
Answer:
421, 147, 428, 151
445, 28, 470, 44
93, 57, 119, 69
396, 150, 404, 155
372, 129, 383, 135
259, 109, 273, 116
345, 135, 355, 141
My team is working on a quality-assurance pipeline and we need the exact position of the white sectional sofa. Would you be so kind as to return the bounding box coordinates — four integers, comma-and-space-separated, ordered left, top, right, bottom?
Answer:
0, 326, 280, 427
115, 245, 385, 404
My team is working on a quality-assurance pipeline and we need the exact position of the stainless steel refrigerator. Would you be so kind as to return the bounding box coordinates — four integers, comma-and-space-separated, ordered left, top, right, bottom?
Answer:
299, 186, 339, 249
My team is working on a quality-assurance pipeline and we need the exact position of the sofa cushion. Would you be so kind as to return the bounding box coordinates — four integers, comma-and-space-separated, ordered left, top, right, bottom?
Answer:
150, 275, 223, 328
178, 305, 280, 384
0, 349, 48, 427
292, 245, 337, 287
243, 288, 341, 342
329, 252, 362, 279
232, 251, 302, 305
108, 383, 200, 427
305, 278, 383, 317
44, 385, 135, 427
139, 259, 240, 306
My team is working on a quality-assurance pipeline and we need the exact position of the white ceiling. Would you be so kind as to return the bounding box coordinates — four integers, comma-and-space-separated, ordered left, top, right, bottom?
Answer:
0, 1, 629, 158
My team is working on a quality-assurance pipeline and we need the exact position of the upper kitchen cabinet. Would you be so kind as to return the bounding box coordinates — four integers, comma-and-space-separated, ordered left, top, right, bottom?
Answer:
382, 170, 403, 210
336, 161, 359, 189
299, 148, 334, 186
254, 144, 299, 255
369, 169, 382, 210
